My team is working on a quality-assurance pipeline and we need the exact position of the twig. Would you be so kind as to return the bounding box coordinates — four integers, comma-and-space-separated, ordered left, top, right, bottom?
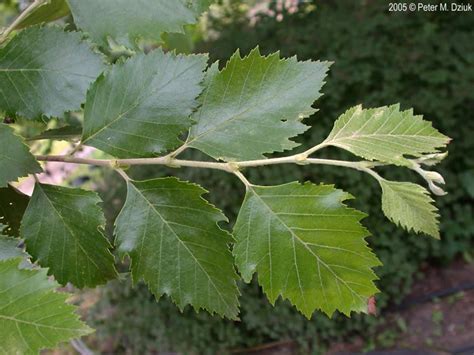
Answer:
35, 153, 387, 184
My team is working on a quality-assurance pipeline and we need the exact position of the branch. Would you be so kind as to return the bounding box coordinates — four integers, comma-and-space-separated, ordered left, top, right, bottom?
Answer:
0, 0, 47, 44
35, 153, 386, 180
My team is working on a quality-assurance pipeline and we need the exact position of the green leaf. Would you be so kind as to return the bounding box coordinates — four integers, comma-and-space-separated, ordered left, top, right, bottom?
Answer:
187, 48, 330, 161
233, 182, 381, 318
28, 124, 82, 141
162, 30, 195, 55
115, 177, 239, 319
14, 0, 70, 30
82, 49, 207, 158
0, 237, 24, 261
67, 0, 212, 48
190, 0, 215, 15
0, 225, 27, 261
0, 26, 105, 120
20, 183, 117, 288
0, 124, 42, 187
324, 104, 450, 166
379, 180, 440, 238
0, 184, 29, 237
0, 258, 92, 354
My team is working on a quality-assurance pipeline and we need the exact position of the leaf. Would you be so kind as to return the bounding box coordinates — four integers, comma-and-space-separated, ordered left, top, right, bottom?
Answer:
20, 183, 117, 288
14, 0, 70, 30
0, 225, 27, 261
0, 26, 105, 120
82, 49, 207, 158
0, 124, 42, 187
379, 180, 440, 238
0, 184, 30, 237
233, 182, 381, 318
192, 0, 215, 14
28, 124, 82, 141
0, 224, 31, 269
0, 237, 24, 261
0, 258, 92, 354
187, 47, 330, 161
115, 177, 240, 319
67, 0, 212, 48
324, 104, 450, 166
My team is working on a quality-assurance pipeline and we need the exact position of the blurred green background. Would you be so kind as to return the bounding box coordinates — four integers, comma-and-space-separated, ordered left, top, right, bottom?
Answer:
2, 1, 474, 354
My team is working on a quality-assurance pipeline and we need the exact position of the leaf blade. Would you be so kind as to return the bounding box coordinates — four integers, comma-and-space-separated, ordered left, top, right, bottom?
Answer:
0, 124, 42, 187
0, 233, 26, 262
233, 182, 381, 318
380, 180, 440, 238
67, 0, 211, 48
82, 50, 207, 158
187, 48, 331, 161
0, 26, 105, 120
0, 258, 92, 354
324, 104, 450, 166
115, 177, 240, 319
20, 183, 117, 288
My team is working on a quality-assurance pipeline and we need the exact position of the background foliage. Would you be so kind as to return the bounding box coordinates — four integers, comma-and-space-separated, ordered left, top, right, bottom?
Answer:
82, 0, 474, 353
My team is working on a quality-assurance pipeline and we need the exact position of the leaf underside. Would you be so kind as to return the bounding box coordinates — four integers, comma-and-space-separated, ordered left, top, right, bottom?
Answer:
0, 258, 92, 355
82, 49, 207, 158
188, 47, 331, 161
325, 104, 450, 166
233, 182, 381, 318
380, 180, 440, 238
67, 0, 211, 48
0, 124, 42, 187
20, 183, 117, 288
115, 177, 240, 319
